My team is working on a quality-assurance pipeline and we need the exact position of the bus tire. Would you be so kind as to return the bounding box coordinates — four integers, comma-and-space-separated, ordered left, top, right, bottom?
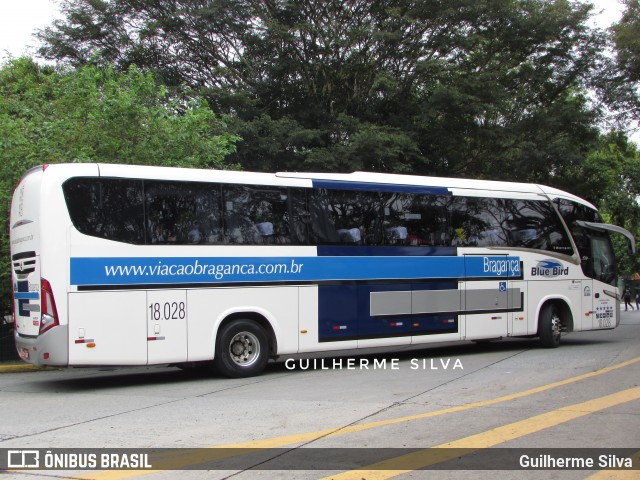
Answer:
538, 303, 562, 348
213, 319, 269, 378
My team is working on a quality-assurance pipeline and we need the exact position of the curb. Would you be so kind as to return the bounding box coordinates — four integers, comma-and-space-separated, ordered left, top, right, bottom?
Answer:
0, 363, 44, 373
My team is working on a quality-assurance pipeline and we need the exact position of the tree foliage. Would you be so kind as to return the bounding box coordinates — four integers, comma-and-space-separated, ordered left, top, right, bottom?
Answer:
38, 0, 608, 182
0, 57, 238, 304
614, 1, 640, 83
562, 129, 640, 275
610, 0, 640, 123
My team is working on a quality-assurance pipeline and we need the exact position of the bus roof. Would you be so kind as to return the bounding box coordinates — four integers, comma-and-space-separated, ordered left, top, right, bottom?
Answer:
36, 163, 597, 210
275, 170, 596, 209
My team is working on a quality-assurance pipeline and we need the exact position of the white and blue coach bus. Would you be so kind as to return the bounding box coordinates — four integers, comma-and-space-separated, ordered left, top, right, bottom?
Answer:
10, 164, 635, 377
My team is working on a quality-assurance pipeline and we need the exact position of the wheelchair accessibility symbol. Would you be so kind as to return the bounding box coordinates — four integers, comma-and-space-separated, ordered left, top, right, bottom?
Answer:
499, 281, 507, 292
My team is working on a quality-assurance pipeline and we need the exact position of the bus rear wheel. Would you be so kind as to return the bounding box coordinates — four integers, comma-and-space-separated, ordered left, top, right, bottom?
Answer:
538, 303, 562, 348
213, 319, 269, 378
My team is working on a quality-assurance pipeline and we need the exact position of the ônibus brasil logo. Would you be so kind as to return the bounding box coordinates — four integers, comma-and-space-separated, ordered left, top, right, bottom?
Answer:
531, 259, 569, 278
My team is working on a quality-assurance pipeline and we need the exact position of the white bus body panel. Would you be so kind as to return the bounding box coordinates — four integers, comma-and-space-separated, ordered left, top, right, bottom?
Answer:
147, 289, 188, 364
509, 280, 528, 336
187, 286, 300, 362
68, 291, 147, 365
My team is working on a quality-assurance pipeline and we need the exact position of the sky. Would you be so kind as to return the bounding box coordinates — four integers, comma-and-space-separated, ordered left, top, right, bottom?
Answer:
1, 0, 62, 60
0, 0, 629, 60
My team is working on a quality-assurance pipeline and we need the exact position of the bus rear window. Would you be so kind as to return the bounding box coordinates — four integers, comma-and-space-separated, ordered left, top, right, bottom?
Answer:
63, 178, 145, 244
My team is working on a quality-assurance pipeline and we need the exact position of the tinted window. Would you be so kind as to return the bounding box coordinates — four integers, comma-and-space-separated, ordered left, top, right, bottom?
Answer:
63, 177, 575, 255
555, 199, 603, 224
509, 199, 573, 254
290, 189, 311, 244
590, 235, 616, 285
451, 197, 573, 254
307, 189, 383, 245
555, 198, 602, 257
63, 178, 145, 244
383, 193, 451, 245
304, 189, 340, 244
223, 185, 292, 244
145, 181, 221, 245
556, 198, 615, 283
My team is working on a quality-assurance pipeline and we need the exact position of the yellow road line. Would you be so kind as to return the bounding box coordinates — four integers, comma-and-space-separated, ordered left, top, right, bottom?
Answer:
78, 356, 640, 479
322, 386, 640, 479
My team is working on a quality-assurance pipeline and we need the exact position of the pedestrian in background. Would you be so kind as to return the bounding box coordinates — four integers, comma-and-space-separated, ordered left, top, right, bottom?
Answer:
623, 286, 634, 311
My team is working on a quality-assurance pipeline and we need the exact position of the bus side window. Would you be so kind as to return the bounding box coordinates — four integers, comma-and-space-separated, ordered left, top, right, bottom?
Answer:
508, 199, 572, 253
145, 181, 222, 245
449, 196, 573, 252
450, 197, 510, 247
383, 193, 450, 246
63, 178, 145, 244
307, 190, 340, 245
223, 185, 292, 245
327, 190, 382, 246
290, 189, 310, 245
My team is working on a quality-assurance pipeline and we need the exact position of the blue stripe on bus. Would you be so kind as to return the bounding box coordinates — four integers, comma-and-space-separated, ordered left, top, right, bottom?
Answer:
317, 246, 457, 257
13, 292, 39, 300
318, 281, 457, 342
69, 255, 521, 286
311, 179, 450, 195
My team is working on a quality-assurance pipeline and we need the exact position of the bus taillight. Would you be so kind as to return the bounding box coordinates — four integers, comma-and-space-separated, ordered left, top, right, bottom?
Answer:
40, 278, 59, 335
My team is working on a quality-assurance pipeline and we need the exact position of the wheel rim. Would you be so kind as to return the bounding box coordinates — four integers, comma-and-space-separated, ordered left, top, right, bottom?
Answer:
551, 312, 561, 339
228, 331, 260, 367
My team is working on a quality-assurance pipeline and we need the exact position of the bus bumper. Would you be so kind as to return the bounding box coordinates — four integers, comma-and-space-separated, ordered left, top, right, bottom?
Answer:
15, 325, 69, 367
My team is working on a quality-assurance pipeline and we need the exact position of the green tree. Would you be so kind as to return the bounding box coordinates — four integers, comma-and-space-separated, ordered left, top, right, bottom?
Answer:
37, 0, 607, 182
566, 131, 640, 276
0, 57, 238, 311
614, 0, 640, 82
610, 0, 640, 123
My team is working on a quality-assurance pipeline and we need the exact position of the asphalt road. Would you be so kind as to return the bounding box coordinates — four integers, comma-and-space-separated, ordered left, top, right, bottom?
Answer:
0, 309, 638, 480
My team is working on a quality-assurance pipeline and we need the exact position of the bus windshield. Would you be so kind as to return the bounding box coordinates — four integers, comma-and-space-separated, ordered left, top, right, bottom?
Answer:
555, 198, 619, 286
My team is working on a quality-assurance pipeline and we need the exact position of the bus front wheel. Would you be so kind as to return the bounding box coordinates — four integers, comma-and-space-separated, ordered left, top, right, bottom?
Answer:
538, 303, 562, 348
213, 319, 269, 378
